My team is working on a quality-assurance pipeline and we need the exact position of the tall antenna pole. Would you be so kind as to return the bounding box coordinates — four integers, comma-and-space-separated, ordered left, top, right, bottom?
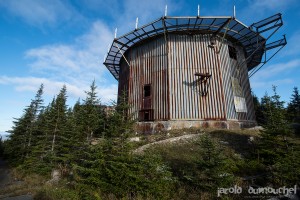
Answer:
198, 5, 200, 16
233, 5, 236, 18
165, 5, 168, 16
135, 17, 139, 29
114, 28, 117, 38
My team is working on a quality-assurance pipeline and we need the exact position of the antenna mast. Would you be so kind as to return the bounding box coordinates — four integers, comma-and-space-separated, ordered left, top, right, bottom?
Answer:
114, 28, 117, 38
165, 5, 168, 16
135, 17, 139, 29
233, 5, 236, 18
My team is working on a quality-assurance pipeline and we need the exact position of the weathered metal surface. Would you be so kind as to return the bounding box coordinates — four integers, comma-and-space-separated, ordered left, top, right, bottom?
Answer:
168, 34, 229, 120
119, 33, 256, 122
104, 15, 274, 79
120, 37, 169, 120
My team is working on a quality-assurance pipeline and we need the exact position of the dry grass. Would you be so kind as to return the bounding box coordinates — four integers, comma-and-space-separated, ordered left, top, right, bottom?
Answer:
0, 168, 46, 198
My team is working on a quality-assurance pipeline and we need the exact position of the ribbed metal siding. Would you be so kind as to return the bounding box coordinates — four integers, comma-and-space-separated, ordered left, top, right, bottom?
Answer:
218, 39, 255, 121
119, 33, 255, 122
168, 34, 226, 120
120, 37, 169, 120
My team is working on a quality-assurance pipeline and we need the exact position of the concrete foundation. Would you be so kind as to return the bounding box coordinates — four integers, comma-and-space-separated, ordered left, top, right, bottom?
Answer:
135, 120, 257, 134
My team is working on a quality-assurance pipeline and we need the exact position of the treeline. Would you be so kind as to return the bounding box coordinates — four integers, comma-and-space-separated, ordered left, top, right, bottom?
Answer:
253, 86, 300, 135
2, 81, 175, 198
1, 83, 299, 199
249, 86, 300, 188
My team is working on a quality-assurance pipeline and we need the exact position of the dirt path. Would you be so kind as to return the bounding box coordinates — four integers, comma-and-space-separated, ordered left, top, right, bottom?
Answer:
134, 133, 203, 153
0, 158, 11, 187
0, 158, 33, 200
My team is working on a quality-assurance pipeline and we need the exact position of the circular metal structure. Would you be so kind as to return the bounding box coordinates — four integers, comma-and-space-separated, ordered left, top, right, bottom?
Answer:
104, 14, 285, 132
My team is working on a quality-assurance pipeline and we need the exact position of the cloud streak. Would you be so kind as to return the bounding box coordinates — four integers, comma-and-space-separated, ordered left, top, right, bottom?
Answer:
250, 59, 300, 90
0, 75, 118, 104
0, 0, 76, 27
25, 20, 113, 81
0, 20, 118, 104
251, 59, 300, 79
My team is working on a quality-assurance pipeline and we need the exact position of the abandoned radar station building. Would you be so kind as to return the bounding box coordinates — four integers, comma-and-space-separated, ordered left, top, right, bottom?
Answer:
104, 8, 286, 132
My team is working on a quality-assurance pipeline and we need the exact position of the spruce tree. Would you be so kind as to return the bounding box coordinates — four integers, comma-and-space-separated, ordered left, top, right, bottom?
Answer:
81, 80, 103, 142
0, 136, 4, 157
287, 87, 300, 135
252, 92, 264, 125
255, 86, 297, 186
50, 85, 69, 163
4, 84, 44, 165
27, 84, 44, 148
260, 86, 288, 134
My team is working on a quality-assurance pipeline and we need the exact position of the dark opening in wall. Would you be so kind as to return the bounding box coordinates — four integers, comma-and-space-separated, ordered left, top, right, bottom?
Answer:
139, 109, 153, 121
228, 45, 237, 60
144, 111, 150, 121
144, 84, 151, 97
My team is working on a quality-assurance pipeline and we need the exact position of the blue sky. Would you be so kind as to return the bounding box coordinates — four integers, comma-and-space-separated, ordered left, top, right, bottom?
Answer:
0, 0, 299, 137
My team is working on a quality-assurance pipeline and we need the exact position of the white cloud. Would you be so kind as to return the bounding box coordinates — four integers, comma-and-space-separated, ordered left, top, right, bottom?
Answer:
250, 59, 300, 79
282, 30, 300, 56
236, 0, 296, 24
109, 0, 180, 36
251, 78, 294, 89
0, 20, 118, 104
0, 0, 75, 26
22, 20, 117, 102
250, 59, 299, 94
247, 0, 296, 11
0, 75, 117, 104
25, 20, 113, 81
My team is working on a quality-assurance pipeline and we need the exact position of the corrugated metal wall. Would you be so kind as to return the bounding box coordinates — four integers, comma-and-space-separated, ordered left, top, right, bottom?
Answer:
218, 38, 255, 121
119, 33, 255, 122
168, 34, 226, 120
119, 37, 169, 120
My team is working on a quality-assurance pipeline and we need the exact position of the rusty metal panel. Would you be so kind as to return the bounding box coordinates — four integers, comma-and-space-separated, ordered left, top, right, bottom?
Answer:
119, 33, 255, 123
219, 38, 256, 121
168, 34, 227, 120
119, 36, 168, 121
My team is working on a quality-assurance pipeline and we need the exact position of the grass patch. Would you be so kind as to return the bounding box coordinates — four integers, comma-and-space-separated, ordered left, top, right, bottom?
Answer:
0, 170, 46, 198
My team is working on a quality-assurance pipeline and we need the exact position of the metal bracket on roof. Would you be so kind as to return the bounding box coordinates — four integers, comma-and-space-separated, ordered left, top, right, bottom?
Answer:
114, 43, 131, 67
250, 13, 283, 34
162, 17, 168, 40
249, 35, 287, 78
209, 18, 232, 52
239, 13, 285, 73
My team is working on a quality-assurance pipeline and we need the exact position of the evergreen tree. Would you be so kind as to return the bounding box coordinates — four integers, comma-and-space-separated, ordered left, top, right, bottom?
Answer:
287, 87, 300, 135
4, 84, 44, 165
50, 85, 69, 162
80, 80, 103, 142
105, 91, 134, 140
255, 86, 297, 186
287, 87, 300, 122
0, 136, 4, 157
260, 86, 289, 134
252, 92, 264, 125
27, 84, 44, 149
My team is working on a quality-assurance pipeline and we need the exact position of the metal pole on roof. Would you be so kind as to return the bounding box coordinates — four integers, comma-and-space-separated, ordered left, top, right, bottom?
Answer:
165, 5, 168, 16
198, 5, 200, 16
233, 5, 236, 18
135, 17, 139, 29
114, 44, 131, 67
114, 28, 117, 38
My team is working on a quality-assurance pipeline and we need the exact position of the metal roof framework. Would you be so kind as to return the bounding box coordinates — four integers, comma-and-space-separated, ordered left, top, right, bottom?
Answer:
104, 14, 284, 80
